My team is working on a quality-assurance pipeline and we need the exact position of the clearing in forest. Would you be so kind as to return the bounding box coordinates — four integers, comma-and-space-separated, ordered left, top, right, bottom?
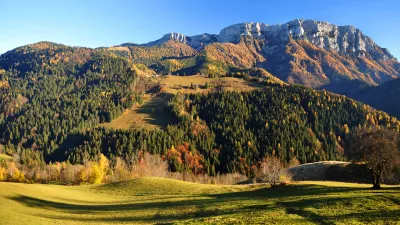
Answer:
100, 75, 264, 130
158, 75, 264, 94
100, 95, 172, 130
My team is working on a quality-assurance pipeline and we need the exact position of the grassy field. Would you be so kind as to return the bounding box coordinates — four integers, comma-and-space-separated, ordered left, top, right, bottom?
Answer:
289, 161, 349, 181
100, 75, 264, 130
158, 75, 264, 94
1, 178, 400, 224
100, 95, 173, 130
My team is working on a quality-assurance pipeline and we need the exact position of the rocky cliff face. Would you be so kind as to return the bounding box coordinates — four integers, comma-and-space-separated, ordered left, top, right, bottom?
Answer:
129, 19, 400, 94
143, 33, 219, 50
218, 20, 394, 61
3, 19, 398, 97
145, 19, 395, 62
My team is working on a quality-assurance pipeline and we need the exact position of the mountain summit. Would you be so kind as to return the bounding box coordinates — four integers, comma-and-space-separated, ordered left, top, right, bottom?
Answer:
134, 19, 399, 94
144, 19, 395, 61
2, 19, 399, 95
219, 20, 394, 60
143, 33, 219, 50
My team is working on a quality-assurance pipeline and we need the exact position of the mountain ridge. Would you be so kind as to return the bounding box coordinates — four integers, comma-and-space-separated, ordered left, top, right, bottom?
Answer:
139, 19, 396, 61
2, 19, 400, 95
1, 20, 400, 177
113, 19, 400, 93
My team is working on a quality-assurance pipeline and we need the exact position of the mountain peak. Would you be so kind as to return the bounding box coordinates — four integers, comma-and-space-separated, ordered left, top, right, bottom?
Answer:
218, 20, 394, 60
142, 32, 218, 50
139, 19, 394, 61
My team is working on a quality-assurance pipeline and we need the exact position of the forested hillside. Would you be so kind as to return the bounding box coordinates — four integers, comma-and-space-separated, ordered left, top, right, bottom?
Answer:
352, 78, 400, 119
62, 85, 399, 176
1, 41, 399, 177
0, 42, 139, 163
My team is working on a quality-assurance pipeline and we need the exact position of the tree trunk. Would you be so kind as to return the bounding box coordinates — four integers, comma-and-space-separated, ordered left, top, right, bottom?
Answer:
372, 174, 381, 189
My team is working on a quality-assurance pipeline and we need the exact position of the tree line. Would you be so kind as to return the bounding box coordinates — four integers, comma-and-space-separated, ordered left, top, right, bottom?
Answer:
1, 43, 400, 180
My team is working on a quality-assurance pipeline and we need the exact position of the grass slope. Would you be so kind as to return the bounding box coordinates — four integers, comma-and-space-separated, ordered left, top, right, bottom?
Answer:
100, 75, 264, 131
94, 177, 256, 196
100, 95, 172, 130
158, 75, 264, 94
289, 161, 349, 181
1, 178, 400, 224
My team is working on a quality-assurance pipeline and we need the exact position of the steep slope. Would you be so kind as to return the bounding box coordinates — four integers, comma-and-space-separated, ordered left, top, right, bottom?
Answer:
143, 32, 219, 50
0, 42, 138, 162
65, 83, 400, 176
1, 40, 400, 176
214, 20, 400, 93
118, 19, 400, 95
352, 78, 400, 118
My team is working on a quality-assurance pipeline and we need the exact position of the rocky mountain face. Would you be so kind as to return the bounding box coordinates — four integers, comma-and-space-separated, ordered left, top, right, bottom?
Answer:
1, 19, 399, 95
219, 20, 394, 60
143, 33, 219, 50
131, 19, 400, 94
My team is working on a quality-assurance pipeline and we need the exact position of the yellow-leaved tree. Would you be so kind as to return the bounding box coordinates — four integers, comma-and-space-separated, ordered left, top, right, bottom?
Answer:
89, 154, 109, 184
0, 167, 6, 181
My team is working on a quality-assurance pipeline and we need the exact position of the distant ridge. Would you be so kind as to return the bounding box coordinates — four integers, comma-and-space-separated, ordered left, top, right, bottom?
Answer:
2, 19, 400, 95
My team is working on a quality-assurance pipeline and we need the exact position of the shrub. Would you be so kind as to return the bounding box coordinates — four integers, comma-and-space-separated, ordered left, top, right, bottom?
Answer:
287, 157, 300, 168
132, 153, 168, 178
257, 156, 289, 186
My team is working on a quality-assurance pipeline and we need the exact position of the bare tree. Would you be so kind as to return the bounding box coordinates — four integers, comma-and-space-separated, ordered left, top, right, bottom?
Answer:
257, 156, 288, 186
348, 128, 400, 189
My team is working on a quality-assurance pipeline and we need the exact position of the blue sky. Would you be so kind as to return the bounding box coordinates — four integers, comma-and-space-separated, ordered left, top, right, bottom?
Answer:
1, 0, 400, 58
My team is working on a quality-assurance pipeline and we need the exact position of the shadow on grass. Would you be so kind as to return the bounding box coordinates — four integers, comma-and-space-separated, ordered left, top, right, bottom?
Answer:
136, 96, 174, 128
8, 184, 400, 224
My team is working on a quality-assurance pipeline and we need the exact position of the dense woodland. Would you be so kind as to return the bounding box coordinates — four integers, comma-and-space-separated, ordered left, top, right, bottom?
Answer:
1, 42, 400, 178
0, 43, 138, 165
352, 78, 400, 119
54, 85, 400, 177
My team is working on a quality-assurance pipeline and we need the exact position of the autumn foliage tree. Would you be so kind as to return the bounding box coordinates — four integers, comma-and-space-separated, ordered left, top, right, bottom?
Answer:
348, 128, 400, 189
166, 143, 205, 174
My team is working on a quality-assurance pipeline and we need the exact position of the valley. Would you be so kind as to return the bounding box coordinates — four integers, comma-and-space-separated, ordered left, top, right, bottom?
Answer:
1, 13, 400, 224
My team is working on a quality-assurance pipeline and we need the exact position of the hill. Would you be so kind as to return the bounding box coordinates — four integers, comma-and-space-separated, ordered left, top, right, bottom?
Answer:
352, 78, 400, 118
98, 75, 267, 130
2, 19, 400, 97
94, 177, 251, 195
0, 178, 399, 224
1, 38, 400, 177
0, 42, 138, 162
66, 84, 400, 176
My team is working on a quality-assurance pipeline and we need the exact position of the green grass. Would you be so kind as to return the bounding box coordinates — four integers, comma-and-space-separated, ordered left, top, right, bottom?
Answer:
1, 178, 400, 224
94, 177, 257, 196
100, 96, 172, 130
158, 75, 264, 94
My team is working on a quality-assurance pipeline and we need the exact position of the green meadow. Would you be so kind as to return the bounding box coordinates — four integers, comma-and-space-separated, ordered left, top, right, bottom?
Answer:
1, 178, 399, 224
